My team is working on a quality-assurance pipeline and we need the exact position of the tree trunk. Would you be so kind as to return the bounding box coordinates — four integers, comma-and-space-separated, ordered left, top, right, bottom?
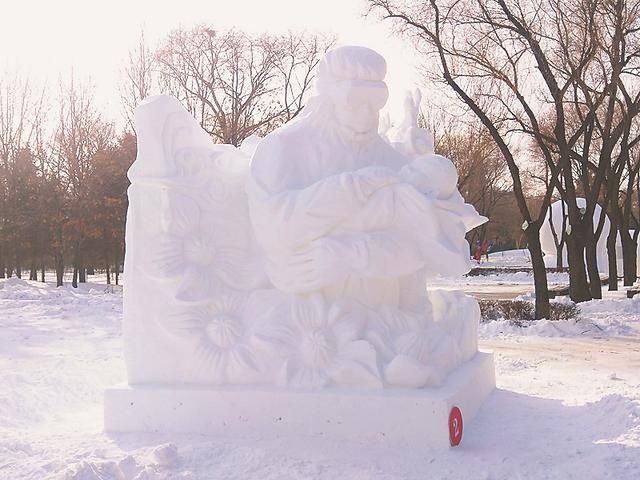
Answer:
0, 255, 4, 279
606, 229, 618, 291
72, 265, 78, 288
15, 256, 21, 279
6, 266, 12, 278
549, 204, 566, 272
55, 255, 64, 287
40, 264, 45, 283
565, 230, 592, 302
115, 251, 120, 286
620, 229, 638, 286
29, 261, 37, 281
106, 264, 111, 285
585, 240, 602, 299
79, 266, 86, 283
526, 225, 550, 319
607, 207, 618, 291
556, 249, 564, 271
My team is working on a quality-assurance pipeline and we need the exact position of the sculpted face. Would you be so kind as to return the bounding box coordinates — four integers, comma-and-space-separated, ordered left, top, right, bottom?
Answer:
329, 81, 389, 141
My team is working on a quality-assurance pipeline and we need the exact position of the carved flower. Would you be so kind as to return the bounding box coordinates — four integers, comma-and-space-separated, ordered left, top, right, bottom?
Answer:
366, 307, 459, 388
259, 294, 381, 388
166, 293, 261, 383
147, 192, 262, 302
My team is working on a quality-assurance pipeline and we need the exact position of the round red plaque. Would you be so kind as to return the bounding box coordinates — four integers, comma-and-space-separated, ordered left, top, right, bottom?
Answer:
448, 406, 463, 446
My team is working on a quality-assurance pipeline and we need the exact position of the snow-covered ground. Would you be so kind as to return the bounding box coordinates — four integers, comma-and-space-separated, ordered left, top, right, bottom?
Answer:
432, 270, 569, 300
1, 277, 639, 479
429, 249, 569, 299
485, 248, 533, 267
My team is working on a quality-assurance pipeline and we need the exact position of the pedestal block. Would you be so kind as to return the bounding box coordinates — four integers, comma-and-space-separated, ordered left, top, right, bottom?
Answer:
105, 351, 495, 448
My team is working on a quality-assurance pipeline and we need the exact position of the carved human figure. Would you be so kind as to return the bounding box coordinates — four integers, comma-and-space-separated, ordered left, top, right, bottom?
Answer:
248, 46, 486, 311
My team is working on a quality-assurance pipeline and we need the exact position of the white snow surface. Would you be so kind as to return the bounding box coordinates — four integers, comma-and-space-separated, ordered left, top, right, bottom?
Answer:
1, 277, 640, 479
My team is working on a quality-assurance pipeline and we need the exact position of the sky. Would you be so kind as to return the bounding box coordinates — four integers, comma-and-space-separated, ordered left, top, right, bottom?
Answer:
0, 0, 422, 127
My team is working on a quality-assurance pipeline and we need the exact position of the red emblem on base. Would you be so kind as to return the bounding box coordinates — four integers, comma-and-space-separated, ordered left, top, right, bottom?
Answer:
448, 406, 463, 446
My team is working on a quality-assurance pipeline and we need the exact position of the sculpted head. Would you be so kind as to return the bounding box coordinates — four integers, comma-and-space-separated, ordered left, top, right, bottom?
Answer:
308, 46, 389, 141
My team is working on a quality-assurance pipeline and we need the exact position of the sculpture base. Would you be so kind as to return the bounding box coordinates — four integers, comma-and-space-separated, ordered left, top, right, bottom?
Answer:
104, 351, 495, 448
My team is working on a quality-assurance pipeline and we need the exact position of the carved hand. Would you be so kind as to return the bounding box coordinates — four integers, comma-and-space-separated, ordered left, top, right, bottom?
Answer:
284, 237, 362, 293
353, 166, 399, 198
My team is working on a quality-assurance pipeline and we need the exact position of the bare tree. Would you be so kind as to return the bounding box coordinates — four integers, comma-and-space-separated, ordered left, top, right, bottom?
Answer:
120, 29, 157, 133
0, 72, 46, 279
272, 31, 336, 122
54, 75, 114, 287
614, 114, 640, 286
154, 27, 333, 146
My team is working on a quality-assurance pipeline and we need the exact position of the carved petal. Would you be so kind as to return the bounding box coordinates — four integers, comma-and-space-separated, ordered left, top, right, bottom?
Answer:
217, 343, 259, 383
394, 330, 435, 365
146, 235, 185, 279
163, 293, 262, 384
213, 247, 264, 290
384, 354, 442, 388
197, 345, 227, 382
328, 303, 365, 344
330, 340, 382, 387
162, 193, 200, 236
174, 265, 224, 304
199, 213, 249, 245
280, 359, 329, 388
364, 328, 395, 363
290, 294, 326, 331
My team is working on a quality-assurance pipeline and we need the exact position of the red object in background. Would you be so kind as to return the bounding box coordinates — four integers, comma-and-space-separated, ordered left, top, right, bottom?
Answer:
449, 406, 463, 446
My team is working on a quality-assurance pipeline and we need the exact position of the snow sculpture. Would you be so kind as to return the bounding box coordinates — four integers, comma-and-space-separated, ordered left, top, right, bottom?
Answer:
107, 46, 495, 446
540, 199, 614, 273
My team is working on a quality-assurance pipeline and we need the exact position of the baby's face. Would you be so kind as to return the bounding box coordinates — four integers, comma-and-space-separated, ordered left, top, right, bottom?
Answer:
419, 156, 458, 198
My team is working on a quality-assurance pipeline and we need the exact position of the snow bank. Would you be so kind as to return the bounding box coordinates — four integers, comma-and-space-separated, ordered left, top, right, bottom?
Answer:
479, 315, 635, 338
486, 248, 531, 266
479, 293, 640, 338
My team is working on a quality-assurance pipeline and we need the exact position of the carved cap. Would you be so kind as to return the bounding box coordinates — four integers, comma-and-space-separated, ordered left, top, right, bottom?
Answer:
316, 46, 387, 94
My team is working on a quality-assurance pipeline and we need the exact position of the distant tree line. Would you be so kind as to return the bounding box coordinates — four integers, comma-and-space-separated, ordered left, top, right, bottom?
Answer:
0, 74, 133, 287
0, 22, 559, 289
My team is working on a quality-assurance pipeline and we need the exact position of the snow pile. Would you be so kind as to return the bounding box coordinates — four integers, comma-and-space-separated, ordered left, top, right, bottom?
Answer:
465, 270, 568, 285
479, 315, 635, 338
486, 248, 531, 267
63, 445, 182, 480
479, 294, 640, 338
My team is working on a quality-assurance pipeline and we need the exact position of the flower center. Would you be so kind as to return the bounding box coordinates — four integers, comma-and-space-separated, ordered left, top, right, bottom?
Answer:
183, 233, 215, 265
205, 314, 241, 349
300, 328, 335, 367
